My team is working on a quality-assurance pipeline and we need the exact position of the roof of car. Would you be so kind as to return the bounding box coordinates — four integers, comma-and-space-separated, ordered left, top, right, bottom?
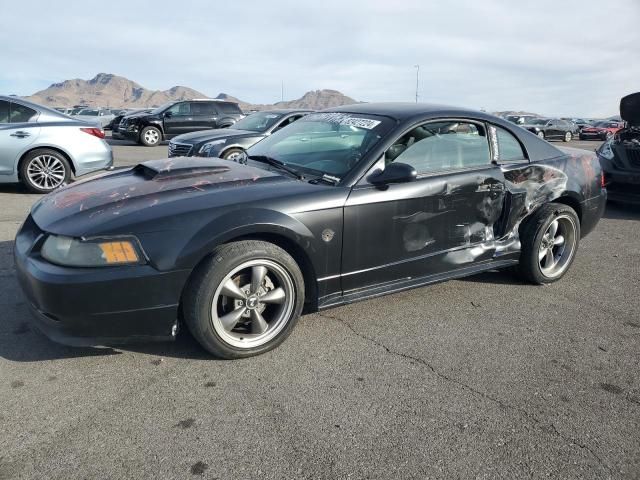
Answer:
322, 102, 508, 123
256, 109, 314, 114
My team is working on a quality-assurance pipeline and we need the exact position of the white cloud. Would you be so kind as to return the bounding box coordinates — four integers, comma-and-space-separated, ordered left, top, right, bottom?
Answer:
1, 0, 638, 116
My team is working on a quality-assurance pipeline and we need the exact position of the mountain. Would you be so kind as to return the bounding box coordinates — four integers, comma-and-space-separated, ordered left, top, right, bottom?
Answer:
23, 74, 359, 111
273, 89, 358, 110
25, 73, 208, 108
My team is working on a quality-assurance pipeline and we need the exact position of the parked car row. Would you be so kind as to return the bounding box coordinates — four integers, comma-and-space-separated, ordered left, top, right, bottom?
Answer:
502, 113, 623, 141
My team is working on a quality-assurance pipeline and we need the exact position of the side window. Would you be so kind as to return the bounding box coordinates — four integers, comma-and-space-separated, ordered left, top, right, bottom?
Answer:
167, 102, 191, 116
386, 121, 491, 174
273, 115, 303, 132
10, 103, 37, 122
493, 126, 527, 162
218, 103, 242, 114
191, 102, 218, 115
0, 101, 9, 123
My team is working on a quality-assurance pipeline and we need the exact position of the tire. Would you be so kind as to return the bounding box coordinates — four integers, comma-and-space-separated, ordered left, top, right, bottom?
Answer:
579, 135, 585, 140
183, 240, 305, 359
516, 203, 580, 284
20, 148, 72, 194
563, 131, 572, 142
537, 131, 545, 139
221, 148, 245, 162
139, 126, 162, 147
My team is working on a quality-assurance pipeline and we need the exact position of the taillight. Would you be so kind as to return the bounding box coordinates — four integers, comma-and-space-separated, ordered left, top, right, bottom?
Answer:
601, 171, 606, 188
80, 127, 105, 139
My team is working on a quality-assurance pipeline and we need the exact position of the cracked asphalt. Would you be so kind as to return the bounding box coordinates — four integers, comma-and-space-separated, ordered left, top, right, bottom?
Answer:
0, 137, 638, 479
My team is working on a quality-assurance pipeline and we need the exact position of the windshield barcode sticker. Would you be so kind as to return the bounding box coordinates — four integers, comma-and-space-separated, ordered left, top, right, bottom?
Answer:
309, 113, 381, 130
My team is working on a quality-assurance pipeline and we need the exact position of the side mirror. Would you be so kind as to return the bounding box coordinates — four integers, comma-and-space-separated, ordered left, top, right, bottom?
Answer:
164, 111, 173, 118
369, 162, 417, 186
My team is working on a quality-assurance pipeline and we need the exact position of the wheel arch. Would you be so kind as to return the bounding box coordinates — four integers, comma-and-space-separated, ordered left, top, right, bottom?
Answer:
17, 145, 76, 177
178, 212, 320, 312
552, 193, 582, 224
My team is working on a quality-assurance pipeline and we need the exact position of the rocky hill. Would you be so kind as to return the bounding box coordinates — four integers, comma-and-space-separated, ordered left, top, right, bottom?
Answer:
24, 74, 359, 111
25, 73, 207, 108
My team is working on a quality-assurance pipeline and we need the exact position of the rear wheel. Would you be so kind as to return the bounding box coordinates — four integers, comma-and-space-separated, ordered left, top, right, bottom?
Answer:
20, 149, 71, 193
183, 240, 305, 359
516, 203, 580, 284
139, 126, 162, 146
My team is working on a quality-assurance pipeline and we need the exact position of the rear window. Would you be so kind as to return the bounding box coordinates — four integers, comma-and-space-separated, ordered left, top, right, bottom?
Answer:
217, 102, 242, 114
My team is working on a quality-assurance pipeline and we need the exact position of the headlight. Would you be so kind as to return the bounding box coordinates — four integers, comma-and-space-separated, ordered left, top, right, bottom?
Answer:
198, 139, 226, 155
41, 235, 145, 267
598, 139, 615, 160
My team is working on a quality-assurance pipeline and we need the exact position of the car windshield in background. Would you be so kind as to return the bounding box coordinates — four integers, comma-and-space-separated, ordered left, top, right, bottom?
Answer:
247, 112, 394, 178
595, 121, 618, 128
528, 119, 549, 125
77, 109, 99, 116
230, 112, 284, 132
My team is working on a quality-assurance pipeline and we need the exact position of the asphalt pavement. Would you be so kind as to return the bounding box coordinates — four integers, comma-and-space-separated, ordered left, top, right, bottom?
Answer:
0, 137, 638, 479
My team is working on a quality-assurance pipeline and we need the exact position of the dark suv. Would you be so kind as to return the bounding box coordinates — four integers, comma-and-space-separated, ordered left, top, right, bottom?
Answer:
119, 99, 244, 146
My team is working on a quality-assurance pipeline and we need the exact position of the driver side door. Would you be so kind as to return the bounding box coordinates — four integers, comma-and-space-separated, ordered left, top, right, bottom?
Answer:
341, 120, 507, 295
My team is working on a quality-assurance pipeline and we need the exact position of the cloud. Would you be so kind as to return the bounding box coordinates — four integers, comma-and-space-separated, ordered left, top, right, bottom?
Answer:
1, 0, 638, 116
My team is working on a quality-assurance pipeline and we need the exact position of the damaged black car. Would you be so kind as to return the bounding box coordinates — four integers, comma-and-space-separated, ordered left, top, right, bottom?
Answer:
14, 104, 606, 359
598, 92, 640, 204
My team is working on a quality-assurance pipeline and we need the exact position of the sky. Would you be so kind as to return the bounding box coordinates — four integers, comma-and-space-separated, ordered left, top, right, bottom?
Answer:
0, 0, 638, 117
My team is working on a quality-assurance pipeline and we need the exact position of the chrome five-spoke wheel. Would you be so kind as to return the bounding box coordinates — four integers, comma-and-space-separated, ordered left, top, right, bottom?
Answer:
184, 240, 304, 358
538, 214, 577, 279
211, 259, 295, 349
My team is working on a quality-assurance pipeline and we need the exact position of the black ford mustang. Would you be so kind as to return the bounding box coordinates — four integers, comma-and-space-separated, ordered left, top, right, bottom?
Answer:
14, 103, 606, 359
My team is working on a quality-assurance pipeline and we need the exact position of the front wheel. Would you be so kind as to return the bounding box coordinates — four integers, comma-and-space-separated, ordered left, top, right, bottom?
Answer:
516, 203, 580, 284
222, 148, 245, 162
139, 126, 162, 146
563, 131, 572, 142
183, 240, 305, 359
537, 131, 545, 139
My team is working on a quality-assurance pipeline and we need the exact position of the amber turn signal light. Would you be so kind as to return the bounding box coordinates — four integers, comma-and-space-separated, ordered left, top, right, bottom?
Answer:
99, 241, 139, 264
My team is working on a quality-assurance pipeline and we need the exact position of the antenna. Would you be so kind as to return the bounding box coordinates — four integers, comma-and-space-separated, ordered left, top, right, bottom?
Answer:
414, 65, 420, 103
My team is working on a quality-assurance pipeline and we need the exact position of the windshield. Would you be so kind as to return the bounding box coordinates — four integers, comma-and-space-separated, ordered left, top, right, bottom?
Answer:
528, 118, 549, 125
231, 111, 284, 132
247, 112, 394, 178
595, 121, 617, 128
150, 102, 175, 115
77, 109, 98, 116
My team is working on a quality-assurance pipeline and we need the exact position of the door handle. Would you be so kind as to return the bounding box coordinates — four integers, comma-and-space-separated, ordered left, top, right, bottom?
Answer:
10, 131, 30, 138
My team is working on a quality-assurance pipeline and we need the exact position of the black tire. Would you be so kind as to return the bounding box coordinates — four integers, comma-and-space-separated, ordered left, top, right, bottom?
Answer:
563, 131, 572, 142
183, 240, 305, 359
579, 135, 585, 140
221, 148, 245, 162
139, 126, 162, 147
19, 148, 72, 194
537, 131, 545, 140
516, 203, 580, 285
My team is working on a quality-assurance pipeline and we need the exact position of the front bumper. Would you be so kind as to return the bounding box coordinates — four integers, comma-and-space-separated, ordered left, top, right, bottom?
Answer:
14, 216, 191, 346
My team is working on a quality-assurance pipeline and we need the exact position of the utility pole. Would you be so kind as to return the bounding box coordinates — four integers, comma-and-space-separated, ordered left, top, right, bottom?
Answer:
414, 65, 420, 103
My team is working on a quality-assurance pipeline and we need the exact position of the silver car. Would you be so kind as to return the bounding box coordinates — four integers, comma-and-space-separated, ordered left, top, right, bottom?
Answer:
73, 108, 116, 128
0, 96, 113, 193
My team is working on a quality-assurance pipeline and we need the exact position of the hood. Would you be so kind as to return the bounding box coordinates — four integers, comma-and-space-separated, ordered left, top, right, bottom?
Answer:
172, 128, 256, 144
31, 158, 287, 236
620, 92, 640, 126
